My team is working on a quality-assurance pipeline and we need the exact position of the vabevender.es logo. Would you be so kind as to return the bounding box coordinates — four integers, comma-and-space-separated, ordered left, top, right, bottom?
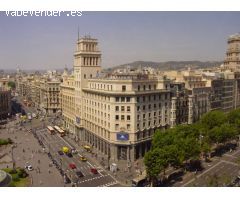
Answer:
5, 11, 82, 17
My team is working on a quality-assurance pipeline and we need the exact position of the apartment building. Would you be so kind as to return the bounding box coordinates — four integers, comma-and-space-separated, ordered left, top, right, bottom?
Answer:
40, 78, 61, 114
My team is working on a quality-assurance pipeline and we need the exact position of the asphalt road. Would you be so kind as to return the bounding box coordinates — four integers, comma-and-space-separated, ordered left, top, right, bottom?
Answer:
35, 127, 120, 187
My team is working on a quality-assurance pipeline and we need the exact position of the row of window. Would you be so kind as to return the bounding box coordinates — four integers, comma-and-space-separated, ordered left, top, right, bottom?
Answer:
136, 94, 170, 102
115, 106, 131, 112
85, 94, 110, 102
90, 82, 112, 90
115, 96, 131, 102
137, 84, 158, 91
115, 115, 131, 121
137, 103, 168, 111
85, 103, 111, 111
137, 111, 167, 119
136, 119, 168, 130
48, 87, 59, 91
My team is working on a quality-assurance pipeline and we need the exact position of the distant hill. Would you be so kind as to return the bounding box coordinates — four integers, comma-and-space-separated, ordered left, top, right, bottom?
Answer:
107, 61, 223, 72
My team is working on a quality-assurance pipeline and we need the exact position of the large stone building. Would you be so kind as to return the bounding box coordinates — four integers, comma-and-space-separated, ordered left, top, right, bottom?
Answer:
62, 36, 172, 164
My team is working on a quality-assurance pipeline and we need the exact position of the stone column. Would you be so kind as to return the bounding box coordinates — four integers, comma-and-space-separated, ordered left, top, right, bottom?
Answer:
188, 95, 193, 124
170, 97, 177, 128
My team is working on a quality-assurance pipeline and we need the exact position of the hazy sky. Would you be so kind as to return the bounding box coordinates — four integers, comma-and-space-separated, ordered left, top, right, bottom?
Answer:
0, 11, 240, 70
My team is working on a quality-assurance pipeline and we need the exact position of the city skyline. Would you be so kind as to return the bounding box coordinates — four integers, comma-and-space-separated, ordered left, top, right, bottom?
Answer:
0, 11, 240, 70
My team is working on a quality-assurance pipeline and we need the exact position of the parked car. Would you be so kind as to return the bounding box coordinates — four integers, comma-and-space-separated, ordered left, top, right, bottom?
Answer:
90, 168, 98, 174
25, 164, 33, 171
69, 163, 76, 169
58, 150, 64, 155
66, 152, 73, 158
71, 148, 78, 154
80, 155, 87, 162
76, 171, 84, 178
64, 175, 71, 184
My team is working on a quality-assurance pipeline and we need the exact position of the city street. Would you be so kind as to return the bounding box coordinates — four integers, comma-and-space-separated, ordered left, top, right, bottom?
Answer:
35, 127, 120, 187
172, 148, 240, 187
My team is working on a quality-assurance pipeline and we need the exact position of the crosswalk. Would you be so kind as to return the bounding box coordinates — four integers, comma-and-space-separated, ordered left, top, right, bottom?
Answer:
78, 175, 108, 184
98, 181, 118, 187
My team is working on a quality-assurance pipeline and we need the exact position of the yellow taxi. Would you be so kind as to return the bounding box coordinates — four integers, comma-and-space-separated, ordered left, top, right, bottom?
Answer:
80, 155, 87, 162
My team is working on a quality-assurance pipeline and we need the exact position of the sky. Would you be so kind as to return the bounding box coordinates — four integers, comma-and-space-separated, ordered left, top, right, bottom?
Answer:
0, 11, 240, 70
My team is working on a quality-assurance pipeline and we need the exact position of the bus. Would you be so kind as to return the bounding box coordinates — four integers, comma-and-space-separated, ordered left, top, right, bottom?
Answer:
54, 125, 65, 137
47, 126, 55, 134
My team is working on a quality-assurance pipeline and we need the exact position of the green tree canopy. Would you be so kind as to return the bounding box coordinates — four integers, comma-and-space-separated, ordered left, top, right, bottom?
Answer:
200, 110, 226, 130
227, 108, 240, 125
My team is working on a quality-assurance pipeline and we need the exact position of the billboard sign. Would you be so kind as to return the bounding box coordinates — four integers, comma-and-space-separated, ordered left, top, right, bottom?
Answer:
116, 132, 129, 141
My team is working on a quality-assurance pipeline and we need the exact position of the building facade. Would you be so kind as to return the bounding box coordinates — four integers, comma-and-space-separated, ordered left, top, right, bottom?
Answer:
61, 71, 75, 135
0, 88, 11, 121
40, 78, 61, 114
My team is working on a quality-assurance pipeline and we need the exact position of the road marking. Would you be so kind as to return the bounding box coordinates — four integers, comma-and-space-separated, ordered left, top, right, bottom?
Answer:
182, 162, 222, 187
224, 153, 237, 158
77, 175, 107, 184
98, 181, 118, 187
221, 159, 239, 167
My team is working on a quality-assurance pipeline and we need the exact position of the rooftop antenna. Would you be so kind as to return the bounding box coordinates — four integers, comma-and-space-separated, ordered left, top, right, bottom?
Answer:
78, 26, 80, 40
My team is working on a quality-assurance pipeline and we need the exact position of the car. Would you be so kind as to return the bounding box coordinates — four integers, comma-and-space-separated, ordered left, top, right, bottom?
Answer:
80, 155, 87, 162
76, 171, 84, 178
64, 175, 71, 184
69, 163, 76, 169
58, 150, 64, 155
71, 148, 78, 154
66, 152, 73, 158
90, 168, 98, 174
25, 165, 33, 171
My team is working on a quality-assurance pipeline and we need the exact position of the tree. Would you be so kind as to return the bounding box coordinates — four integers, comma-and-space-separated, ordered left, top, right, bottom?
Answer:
151, 129, 174, 149
227, 108, 240, 124
200, 110, 226, 130
144, 148, 168, 186
209, 123, 237, 145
